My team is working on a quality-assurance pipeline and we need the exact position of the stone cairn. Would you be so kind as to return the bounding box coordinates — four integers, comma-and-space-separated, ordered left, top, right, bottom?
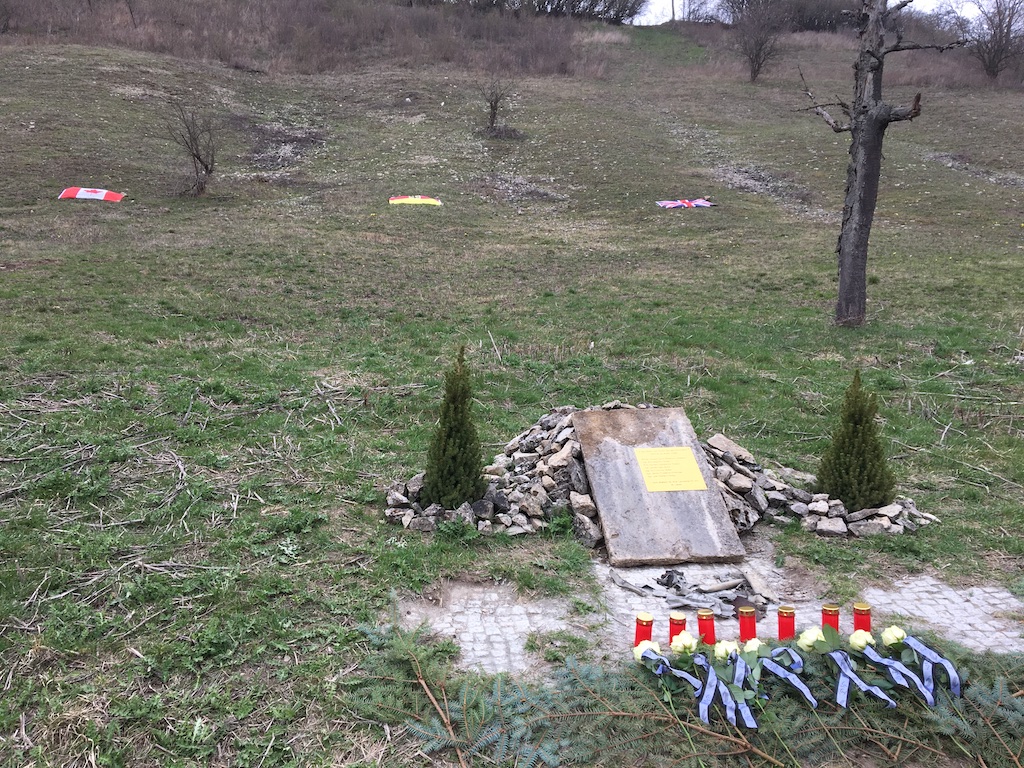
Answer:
384, 402, 938, 544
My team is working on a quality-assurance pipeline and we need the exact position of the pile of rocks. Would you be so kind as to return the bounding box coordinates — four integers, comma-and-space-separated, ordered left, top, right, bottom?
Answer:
384, 403, 938, 543
704, 432, 938, 537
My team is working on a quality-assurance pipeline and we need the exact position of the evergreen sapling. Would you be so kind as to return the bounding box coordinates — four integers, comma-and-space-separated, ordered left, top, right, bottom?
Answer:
421, 346, 486, 509
817, 369, 896, 512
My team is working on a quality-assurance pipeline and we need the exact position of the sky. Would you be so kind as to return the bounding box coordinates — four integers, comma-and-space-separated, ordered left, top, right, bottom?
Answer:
632, 0, 965, 26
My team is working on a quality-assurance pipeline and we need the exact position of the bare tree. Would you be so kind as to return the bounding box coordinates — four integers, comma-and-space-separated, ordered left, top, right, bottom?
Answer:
803, 0, 962, 327
733, 0, 788, 81
483, 78, 515, 132
168, 104, 217, 196
958, 0, 1024, 79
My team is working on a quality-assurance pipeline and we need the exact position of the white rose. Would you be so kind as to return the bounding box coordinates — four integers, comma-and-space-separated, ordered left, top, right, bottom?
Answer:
633, 640, 661, 663
714, 640, 740, 661
743, 638, 763, 654
881, 625, 907, 647
670, 630, 698, 655
797, 626, 825, 653
849, 629, 876, 652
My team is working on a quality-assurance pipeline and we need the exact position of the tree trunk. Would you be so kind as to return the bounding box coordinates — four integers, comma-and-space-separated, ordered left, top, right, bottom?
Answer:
836, 111, 887, 326
809, 0, 954, 326
834, 0, 891, 326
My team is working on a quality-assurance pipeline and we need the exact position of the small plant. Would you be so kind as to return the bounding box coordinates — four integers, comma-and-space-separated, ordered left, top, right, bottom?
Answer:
816, 369, 896, 512
168, 102, 217, 196
420, 346, 487, 510
480, 78, 525, 140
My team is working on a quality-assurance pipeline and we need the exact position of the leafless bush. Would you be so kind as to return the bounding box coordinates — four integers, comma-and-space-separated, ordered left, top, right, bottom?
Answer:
732, 0, 788, 81
957, 0, 1024, 80
167, 104, 217, 196
479, 78, 526, 138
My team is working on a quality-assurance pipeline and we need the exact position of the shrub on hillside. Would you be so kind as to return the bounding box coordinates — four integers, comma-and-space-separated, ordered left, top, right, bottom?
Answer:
421, 346, 487, 510
816, 370, 896, 512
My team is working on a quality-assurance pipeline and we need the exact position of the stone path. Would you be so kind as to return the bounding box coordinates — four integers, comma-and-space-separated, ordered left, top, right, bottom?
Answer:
400, 556, 1024, 675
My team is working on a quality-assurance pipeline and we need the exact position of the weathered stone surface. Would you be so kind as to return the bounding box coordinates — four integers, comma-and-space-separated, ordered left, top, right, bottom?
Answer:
570, 491, 598, 518
808, 500, 830, 515
788, 501, 810, 517
801, 515, 820, 532
547, 441, 577, 469
715, 465, 735, 482
765, 490, 789, 508
406, 472, 425, 498
455, 502, 476, 525
846, 506, 879, 523
707, 433, 755, 464
409, 516, 437, 532
727, 474, 754, 493
387, 489, 410, 507
572, 513, 604, 548
827, 500, 846, 518
849, 519, 889, 537
816, 517, 848, 537
569, 459, 590, 495
787, 486, 813, 503
745, 485, 770, 513
877, 503, 903, 519
520, 497, 544, 518
477, 520, 493, 535
573, 407, 744, 565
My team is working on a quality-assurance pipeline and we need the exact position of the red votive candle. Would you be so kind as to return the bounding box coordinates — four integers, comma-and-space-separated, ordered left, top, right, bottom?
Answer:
696, 608, 716, 645
821, 603, 840, 632
669, 611, 687, 644
634, 612, 654, 647
738, 606, 757, 642
853, 602, 872, 633
777, 605, 796, 641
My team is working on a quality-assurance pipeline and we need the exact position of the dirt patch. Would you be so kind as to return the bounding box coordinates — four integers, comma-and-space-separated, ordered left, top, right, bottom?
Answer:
245, 120, 325, 171
470, 173, 570, 204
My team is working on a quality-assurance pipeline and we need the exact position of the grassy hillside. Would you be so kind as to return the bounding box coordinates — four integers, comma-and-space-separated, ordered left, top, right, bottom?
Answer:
1, 18, 1022, 767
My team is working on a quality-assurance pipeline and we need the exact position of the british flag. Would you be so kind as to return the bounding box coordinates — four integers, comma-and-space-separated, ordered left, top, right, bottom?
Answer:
656, 198, 714, 208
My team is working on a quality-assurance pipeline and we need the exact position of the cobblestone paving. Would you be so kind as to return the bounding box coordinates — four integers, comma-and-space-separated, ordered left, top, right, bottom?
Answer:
400, 561, 1024, 675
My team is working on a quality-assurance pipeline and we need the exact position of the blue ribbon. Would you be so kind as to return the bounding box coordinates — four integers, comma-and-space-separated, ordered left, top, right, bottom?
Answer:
693, 653, 758, 729
904, 637, 961, 697
761, 648, 818, 708
727, 655, 759, 729
640, 649, 704, 695
770, 646, 805, 673
826, 650, 897, 709
862, 646, 935, 706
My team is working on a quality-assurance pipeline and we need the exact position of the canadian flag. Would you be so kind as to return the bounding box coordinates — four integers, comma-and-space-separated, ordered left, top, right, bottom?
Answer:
59, 187, 125, 202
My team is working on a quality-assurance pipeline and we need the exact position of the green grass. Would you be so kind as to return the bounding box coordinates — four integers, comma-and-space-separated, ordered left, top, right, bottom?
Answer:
1, 25, 1023, 767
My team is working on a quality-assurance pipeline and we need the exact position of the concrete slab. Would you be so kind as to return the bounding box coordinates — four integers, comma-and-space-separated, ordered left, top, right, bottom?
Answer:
573, 408, 744, 566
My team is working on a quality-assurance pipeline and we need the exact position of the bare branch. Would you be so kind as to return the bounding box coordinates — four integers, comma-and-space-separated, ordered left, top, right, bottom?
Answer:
887, 92, 922, 123
884, 39, 967, 55
167, 103, 217, 196
799, 68, 851, 132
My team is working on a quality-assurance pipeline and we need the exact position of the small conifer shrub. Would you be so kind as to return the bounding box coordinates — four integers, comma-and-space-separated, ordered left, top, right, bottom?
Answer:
817, 369, 896, 512
421, 346, 486, 510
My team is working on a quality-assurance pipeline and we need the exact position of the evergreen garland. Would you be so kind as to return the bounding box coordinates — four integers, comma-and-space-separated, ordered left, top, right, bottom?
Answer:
816, 369, 896, 512
421, 345, 487, 509
342, 624, 1024, 768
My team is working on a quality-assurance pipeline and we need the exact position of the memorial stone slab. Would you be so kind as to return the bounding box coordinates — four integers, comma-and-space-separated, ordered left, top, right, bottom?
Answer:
572, 407, 745, 566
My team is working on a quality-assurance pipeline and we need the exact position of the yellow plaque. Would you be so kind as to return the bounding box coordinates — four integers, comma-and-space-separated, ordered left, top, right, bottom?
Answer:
634, 447, 708, 492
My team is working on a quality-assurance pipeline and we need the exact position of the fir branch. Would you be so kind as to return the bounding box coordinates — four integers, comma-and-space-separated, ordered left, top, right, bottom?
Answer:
409, 653, 470, 768
966, 694, 1024, 768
